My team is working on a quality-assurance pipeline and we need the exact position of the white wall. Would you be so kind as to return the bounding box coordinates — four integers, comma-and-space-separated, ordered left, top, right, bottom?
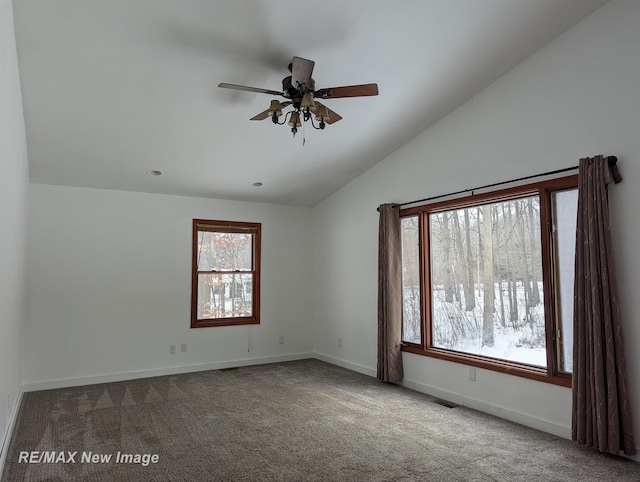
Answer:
313, 0, 640, 457
11, 0, 640, 464
0, 0, 28, 466
24, 185, 314, 388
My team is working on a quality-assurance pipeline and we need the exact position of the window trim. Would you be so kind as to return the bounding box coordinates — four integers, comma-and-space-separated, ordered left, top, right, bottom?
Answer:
400, 175, 577, 387
191, 219, 261, 328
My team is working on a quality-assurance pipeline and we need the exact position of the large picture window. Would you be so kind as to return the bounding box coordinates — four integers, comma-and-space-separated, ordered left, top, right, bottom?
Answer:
400, 176, 577, 385
191, 219, 261, 328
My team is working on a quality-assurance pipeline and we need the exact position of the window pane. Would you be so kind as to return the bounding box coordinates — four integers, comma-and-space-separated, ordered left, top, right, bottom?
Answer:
401, 216, 421, 344
197, 232, 252, 271
553, 189, 578, 373
197, 273, 253, 319
429, 197, 547, 367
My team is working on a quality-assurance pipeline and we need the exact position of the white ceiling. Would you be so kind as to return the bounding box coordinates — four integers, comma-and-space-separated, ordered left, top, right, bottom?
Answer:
13, 0, 609, 206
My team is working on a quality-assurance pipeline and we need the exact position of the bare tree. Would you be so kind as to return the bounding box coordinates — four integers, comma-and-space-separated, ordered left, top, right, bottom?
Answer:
440, 212, 457, 303
505, 201, 519, 325
465, 209, 476, 310
450, 212, 465, 310
481, 205, 495, 346
527, 198, 541, 306
494, 205, 506, 327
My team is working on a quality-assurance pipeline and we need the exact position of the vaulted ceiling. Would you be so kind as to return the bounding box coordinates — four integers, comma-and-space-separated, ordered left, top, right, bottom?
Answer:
13, 0, 609, 206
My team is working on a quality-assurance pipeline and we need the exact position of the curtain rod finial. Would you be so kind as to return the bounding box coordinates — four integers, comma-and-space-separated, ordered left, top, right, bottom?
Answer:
606, 156, 622, 184
377, 203, 399, 212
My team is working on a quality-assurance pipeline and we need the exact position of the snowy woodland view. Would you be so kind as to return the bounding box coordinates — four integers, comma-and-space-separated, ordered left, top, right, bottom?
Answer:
401, 190, 577, 372
196, 230, 254, 320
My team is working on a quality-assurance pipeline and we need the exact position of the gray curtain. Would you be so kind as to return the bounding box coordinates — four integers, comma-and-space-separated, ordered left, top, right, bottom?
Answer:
572, 155, 635, 455
377, 203, 403, 383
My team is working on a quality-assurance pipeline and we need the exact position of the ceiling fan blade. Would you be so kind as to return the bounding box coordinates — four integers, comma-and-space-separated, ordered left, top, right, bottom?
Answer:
250, 101, 292, 121
218, 83, 283, 96
250, 109, 272, 121
313, 101, 342, 125
315, 83, 379, 99
291, 56, 315, 90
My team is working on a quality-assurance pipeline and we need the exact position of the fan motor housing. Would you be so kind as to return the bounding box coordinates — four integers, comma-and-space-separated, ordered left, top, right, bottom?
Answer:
282, 75, 315, 99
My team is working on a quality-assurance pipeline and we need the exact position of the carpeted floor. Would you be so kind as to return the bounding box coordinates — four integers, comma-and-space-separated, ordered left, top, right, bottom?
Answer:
2, 359, 639, 481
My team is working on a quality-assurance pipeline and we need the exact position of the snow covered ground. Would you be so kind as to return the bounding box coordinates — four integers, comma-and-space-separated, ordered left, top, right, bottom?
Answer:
404, 281, 549, 368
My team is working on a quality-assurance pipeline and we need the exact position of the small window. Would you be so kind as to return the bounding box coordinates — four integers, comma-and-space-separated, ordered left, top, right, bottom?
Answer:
551, 188, 578, 373
191, 220, 261, 328
401, 216, 422, 344
400, 176, 577, 386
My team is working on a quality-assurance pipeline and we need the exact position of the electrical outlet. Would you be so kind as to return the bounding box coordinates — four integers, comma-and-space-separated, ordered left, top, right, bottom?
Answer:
338, 338, 342, 348
169, 345, 176, 354
181, 343, 187, 353
469, 367, 476, 381
279, 336, 284, 345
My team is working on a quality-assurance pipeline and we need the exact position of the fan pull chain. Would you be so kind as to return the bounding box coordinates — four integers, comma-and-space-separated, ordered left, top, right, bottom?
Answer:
302, 118, 306, 146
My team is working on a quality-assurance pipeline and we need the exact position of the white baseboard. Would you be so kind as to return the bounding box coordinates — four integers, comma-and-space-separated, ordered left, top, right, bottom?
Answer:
11, 354, 640, 464
401, 376, 571, 439
312, 355, 568, 438
314, 352, 377, 378
0, 385, 24, 477
22, 352, 315, 392
15, 353, 570, 444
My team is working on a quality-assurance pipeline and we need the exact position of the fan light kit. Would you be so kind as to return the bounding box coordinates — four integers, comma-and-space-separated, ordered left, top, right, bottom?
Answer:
219, 56, 378, 137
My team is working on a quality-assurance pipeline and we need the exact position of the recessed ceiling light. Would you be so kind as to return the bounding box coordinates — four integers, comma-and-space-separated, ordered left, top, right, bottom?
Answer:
252, 182, 263, 187
147, 170, 163, 176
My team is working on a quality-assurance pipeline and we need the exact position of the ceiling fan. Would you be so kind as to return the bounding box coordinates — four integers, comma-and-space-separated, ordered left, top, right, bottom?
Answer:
218, 56, 378, 136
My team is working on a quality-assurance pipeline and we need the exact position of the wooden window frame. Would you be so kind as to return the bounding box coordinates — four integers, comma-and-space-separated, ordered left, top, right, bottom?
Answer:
400, 175, 577, 387
191, 219, 261, 328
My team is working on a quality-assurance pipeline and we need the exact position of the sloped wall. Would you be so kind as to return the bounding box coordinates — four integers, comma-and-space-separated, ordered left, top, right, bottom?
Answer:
313, 0, 640, 458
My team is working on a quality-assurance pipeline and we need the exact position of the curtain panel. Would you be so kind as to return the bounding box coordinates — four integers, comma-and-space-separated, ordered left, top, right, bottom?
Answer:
572, 155, 635, 456
377, 203, 404, 383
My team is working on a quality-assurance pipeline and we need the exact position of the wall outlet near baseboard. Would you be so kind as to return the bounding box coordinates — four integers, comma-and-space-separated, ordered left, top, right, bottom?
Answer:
469, 367, 476, 381
181, 343, 187, 353
279, 336, 284, 345
338, 338, 342, 348
169, 345, 176, 354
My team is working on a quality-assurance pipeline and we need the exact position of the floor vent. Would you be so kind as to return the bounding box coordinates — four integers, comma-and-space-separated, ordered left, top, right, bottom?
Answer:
432, 398, 457, 408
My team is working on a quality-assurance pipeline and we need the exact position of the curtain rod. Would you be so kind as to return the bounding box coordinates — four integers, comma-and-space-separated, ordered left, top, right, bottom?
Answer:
379, 156, 619, 211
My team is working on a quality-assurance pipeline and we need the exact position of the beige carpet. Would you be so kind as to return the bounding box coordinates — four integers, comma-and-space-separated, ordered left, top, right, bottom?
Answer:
2, 359, 639, 481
